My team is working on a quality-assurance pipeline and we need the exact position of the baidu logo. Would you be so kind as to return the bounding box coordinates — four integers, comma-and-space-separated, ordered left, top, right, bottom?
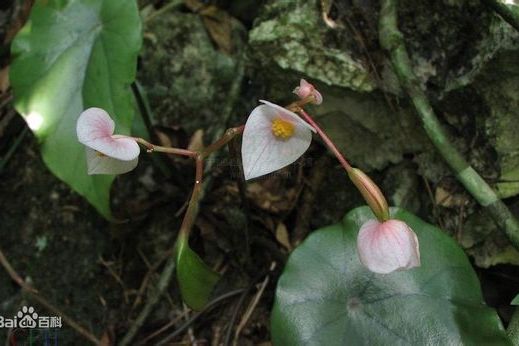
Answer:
0, 306, 62, 329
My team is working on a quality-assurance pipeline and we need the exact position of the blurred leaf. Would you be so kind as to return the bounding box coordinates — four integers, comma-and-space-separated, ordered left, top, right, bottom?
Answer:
512, 294, 519, 306
271, 207, 510, 345
10, 0, 142, 218
176, 236, 220, 311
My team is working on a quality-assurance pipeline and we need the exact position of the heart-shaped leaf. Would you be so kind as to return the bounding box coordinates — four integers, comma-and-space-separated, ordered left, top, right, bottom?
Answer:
271, 207, 510, 345
10, 0, 142, 218
175, 236, 220, 311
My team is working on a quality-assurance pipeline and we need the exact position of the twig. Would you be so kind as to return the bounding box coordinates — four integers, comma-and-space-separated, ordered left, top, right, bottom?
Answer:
379, 0, 519, 249
232, 270, 271, 346
480, 0, 519, 32
0, 246, 100, 344
118, 250, 177, 346
0, 127, 28, 174
144, 0, 184, 23
156, 289, 245, 345
137, 310, 189, 345
223, 285, 253, 346
223, 266, 275, 346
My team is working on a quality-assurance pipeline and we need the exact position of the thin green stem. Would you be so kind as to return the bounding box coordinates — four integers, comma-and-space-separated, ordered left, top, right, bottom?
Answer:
508, 307, 519, 345
480, 0, 519, 32
379, 0, 519, 248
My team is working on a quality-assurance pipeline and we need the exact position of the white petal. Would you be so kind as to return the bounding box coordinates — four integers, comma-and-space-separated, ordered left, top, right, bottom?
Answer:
357, 219, 420, 274
86, 148, 138, 175
259, 100, 316, 133
77, 108, 115, 144
241, 105, 312, 180
77, 108, 140, 161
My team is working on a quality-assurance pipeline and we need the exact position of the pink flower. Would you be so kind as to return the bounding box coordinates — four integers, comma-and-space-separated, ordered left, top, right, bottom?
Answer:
293, 79, 323, 105
357, 219, 420, 274
241, 100, 316, 180
76, 108, 140, 175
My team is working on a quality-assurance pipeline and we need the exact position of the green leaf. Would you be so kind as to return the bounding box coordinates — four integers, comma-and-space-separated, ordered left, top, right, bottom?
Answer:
272, 207, 510, 346
175, 236, 220, 311
512, 294, 519, 306
10, 0, 142, 218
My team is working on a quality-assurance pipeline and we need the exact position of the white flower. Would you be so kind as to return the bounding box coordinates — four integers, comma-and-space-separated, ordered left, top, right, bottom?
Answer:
76, 108, 140, 175
241, 100, 316, 180
357, 219, 420, 274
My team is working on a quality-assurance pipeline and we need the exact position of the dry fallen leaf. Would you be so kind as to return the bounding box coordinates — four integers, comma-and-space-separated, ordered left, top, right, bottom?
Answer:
435, 186, 467, 208
275, 223, 292, 251
185, 0, 233, 54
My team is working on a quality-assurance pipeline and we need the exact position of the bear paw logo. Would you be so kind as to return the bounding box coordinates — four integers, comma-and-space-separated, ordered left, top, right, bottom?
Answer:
17, 306, 38, 328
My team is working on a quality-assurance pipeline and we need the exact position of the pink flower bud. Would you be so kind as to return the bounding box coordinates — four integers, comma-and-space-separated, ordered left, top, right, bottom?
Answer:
348, 168, 390, 222
357, 219, 420, 274
293, 79, 323, 105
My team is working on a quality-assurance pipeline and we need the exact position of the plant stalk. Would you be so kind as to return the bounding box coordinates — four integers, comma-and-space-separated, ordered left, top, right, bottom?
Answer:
379, 0, 519, 248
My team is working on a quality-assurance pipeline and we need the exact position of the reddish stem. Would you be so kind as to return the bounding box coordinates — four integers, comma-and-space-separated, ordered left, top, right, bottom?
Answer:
134, 138, 197, 158
296, 108, 353, 172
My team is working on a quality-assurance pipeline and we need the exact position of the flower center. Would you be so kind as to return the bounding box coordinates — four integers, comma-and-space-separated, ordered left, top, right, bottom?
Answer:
271, 118, 295, 140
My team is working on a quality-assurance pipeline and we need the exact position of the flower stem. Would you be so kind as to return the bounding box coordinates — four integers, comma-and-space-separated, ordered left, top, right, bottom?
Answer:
201, 126, 245, 159
295, 108, 353, 172
134, 137, 197, 158
295, 107, 391, 221
178, 156, 204, 238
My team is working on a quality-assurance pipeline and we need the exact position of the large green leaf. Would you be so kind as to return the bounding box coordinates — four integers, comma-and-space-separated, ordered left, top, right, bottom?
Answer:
272, 207, 510, 345
10, 0, 142, 218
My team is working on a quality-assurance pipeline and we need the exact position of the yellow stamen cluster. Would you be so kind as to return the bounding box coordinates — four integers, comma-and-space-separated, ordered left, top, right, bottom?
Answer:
271, 118, 295, 140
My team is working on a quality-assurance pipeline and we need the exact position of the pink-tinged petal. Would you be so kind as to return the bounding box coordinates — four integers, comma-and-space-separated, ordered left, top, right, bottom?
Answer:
259, 100, 316, 133
293, 79, 314, 99
357, 219, 420, 274
77, 108, 115, 144
292, 79, 323, 105
77, 108, 140, 161
312, 89, 323, 105
85, 148, 138, 175
241, 104, 312, 180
